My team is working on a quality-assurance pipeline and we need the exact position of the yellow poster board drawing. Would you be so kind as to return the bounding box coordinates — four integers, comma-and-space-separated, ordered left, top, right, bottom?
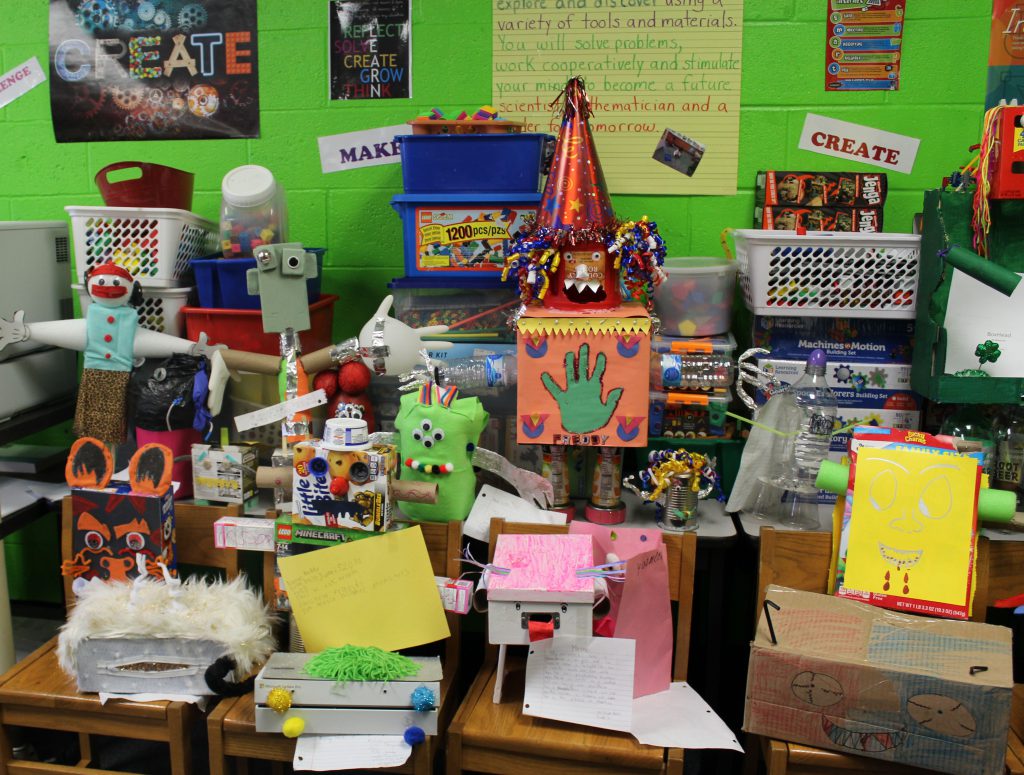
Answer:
839, 447, 979, 619
279, 526, 450, 652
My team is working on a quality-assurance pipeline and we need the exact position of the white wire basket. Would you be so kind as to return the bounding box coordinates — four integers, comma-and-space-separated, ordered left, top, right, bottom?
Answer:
74, 284, 193, 337
733, 230, 921, 318
67, 206, 217, 288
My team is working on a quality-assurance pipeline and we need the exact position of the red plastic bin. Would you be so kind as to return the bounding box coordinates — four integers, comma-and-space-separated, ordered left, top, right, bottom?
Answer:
182, 295, 338, 357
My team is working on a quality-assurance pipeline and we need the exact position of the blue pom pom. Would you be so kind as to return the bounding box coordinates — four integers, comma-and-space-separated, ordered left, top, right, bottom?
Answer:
404, 726, 426, 746
410, 686, 436, 712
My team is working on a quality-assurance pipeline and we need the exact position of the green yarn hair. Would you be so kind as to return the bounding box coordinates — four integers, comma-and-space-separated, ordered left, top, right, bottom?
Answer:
303, 645, 421, 682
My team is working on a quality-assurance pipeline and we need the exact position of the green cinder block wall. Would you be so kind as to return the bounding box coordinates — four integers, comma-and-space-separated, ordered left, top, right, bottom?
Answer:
0, 1, 990, 340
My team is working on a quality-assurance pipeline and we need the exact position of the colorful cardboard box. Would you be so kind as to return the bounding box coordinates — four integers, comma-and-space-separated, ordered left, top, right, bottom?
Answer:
745, 586, 1012, 775
65, 486, 175, 588
191, 444, 258, 504
753, 316, 914, 363
516, 304, 652, 447
291, 440, 397, 530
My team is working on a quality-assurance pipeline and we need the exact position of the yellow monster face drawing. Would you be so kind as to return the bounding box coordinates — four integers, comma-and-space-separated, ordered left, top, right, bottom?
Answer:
843, 448, 978, 607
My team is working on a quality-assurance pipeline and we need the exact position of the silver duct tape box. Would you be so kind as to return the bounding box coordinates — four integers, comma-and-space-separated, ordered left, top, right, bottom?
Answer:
255, 706, 438, 735
75, 637, 227, 695
255, 653, 441, 708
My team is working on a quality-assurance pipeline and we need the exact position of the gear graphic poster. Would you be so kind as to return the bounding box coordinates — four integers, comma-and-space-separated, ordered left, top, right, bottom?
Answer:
330, 0, 411, 101
49, 0, 259, 142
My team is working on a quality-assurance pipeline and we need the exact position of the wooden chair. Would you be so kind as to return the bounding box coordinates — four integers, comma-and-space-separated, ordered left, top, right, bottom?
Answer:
750, 527, 1024, 775
206, 518, 464, 775
0, 497, 246, 775
446, 519, 698, 775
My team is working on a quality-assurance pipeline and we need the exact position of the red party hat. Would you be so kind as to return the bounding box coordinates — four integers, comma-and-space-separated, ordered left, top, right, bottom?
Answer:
537, 77, 617, 234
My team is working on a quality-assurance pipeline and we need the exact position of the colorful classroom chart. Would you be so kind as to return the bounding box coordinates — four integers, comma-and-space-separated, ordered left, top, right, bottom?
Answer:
825, 1, 905, 92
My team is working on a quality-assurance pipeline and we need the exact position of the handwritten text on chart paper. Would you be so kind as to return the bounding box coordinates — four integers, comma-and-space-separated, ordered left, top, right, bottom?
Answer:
492, 0, 744, 195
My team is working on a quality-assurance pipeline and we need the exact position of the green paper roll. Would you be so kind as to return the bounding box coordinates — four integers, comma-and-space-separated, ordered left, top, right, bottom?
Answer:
815, 460, 850, 495
945, 246, 1022, 298
814, 459, 1019, 523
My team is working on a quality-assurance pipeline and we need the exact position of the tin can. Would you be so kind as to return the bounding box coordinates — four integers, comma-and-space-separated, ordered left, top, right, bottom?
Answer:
542, 445, 571, 507
589, 447, 623, 509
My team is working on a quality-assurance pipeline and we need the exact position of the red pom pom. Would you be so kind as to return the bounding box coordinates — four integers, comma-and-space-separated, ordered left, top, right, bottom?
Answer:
312, 369, 339, 399
338, 361, 371, 394
329, 476, 349, 497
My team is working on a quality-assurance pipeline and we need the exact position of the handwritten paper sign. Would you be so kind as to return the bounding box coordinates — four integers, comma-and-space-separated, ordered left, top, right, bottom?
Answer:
294, 735, 411, 771
318, 124, 406, 174
278, 526, 450, 652
491, 0, 743, 195
523, 636, 635, 732
233, 390, 328, 431
798, 114, 919, 174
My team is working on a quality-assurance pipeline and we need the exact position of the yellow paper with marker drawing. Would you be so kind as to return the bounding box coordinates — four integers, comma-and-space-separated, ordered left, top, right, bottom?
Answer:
278, 526, 450, 652
839, 447, 980, 619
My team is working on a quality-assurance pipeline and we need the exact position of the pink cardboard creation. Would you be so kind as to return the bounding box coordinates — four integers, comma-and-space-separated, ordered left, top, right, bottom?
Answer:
489, 534, 594, 602
569, 522, 663, 621
516, 305, 652, 448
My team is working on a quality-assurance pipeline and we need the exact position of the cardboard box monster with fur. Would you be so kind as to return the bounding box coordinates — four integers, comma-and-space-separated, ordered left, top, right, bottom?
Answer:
57, 575, 276, 696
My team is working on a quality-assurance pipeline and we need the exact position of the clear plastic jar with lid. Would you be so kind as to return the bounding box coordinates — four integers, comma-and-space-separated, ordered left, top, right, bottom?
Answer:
220, 165, 288, 258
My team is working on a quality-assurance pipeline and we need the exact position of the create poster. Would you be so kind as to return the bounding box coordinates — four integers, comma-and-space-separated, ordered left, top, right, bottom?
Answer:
491, 0, 743, 196
824, 0, 904, 92
330, 0, 411, 100
988, 0, 1024, 109
48, 0, 259, 142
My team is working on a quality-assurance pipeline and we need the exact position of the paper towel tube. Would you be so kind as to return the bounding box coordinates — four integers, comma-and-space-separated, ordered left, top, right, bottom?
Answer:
815, 460, 1017, 523
300, 347, 335, 375
256, 466, 291, 490
945, 246, 1022, 297
220, 349, 281, 375
392, 480, 437, 504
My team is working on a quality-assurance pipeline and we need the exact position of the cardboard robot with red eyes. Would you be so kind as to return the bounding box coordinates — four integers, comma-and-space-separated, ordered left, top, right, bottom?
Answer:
502, 77, 667, 523
0, 262, 222, 445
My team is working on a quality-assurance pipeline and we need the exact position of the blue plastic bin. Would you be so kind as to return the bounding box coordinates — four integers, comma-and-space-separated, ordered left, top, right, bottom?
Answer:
391, 193, 542, 278
397, 134, 553, 194
191, 249, 325, 310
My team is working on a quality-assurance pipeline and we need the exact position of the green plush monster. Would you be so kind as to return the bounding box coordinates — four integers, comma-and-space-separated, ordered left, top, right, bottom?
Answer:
394, 382, 489, 522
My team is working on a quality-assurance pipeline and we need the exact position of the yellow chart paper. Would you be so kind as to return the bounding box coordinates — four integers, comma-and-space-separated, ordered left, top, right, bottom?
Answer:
279, 526, 450, 652
842, 448, 978, 615
492, 0, 743, 195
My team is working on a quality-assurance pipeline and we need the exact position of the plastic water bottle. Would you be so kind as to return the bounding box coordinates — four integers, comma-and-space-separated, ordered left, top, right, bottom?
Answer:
750, 349, 836, 528
440, 354, 517, 391
788, 349, 838, 485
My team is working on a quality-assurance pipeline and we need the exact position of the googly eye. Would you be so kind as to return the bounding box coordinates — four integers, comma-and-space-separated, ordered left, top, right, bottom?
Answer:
432, 429, 445, 441
563, 252, 574, 262
97, 278, 106, 285
287, 255, 300, 268
591, 251, 602, 261
412, 430, 423, 442
84, 531, 104, 550
125, 532, 145, 552
420, 419, 432, 431
112, 278, 121, 286
423, 439, 433, 448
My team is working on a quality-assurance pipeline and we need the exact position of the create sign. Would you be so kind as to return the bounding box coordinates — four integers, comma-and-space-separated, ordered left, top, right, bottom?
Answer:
798, 113, 919, 174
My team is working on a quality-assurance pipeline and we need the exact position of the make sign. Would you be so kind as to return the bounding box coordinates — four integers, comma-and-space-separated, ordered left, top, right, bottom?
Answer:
798, 113, 920, 174
318, 124, 406, 173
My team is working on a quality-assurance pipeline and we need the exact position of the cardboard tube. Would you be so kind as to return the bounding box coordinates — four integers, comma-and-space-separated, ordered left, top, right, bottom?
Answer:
393, 479, 438, 504
300, 347, 335, 376
221, 349, 281, 375
816, 459, 1018, 523
945, 246, 1022, 298
256, 466, 292, 491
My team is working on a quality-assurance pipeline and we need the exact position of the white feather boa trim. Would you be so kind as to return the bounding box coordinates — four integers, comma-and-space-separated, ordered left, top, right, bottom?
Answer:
57, 576, 277, 678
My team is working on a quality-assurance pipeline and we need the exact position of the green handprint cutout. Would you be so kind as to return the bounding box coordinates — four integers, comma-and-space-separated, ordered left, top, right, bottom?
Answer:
541, 343, 623, 434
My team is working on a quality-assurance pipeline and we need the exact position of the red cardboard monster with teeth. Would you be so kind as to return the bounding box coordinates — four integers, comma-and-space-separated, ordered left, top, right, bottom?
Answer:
504, 78, 665, 450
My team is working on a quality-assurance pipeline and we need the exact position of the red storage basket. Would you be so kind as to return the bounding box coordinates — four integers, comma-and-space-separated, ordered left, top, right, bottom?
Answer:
182, 295, 337, 356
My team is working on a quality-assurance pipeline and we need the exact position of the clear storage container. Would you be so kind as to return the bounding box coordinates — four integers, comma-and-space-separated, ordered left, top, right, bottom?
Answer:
220, 165, 288, 258
654, 257, 737, 337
